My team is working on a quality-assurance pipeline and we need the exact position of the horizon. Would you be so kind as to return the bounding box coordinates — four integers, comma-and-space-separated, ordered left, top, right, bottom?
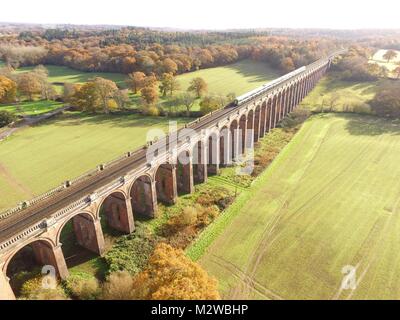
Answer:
1, 0, 399, 30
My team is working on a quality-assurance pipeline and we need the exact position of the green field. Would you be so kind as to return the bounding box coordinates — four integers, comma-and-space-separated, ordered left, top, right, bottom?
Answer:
0, 100, 63, 116
177, 60, 280, 96
14, 64, 128, 90
0, 112, 187, 210
370, 49, 400, 78
197, 113, 400, 300
300, 74, 378, 113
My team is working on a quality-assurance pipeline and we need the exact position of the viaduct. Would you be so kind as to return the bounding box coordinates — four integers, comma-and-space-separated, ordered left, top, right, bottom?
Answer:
0, 51, 343, 299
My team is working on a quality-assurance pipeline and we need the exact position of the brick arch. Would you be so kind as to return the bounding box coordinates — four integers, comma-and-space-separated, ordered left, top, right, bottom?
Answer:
56, 210, 104, 256
3, 236, 69, 299
154, 163, 177, 205
3, 237, 57, 276
130, 174, 157, 218
238, 114, 247, 154
97, 190, 134, 234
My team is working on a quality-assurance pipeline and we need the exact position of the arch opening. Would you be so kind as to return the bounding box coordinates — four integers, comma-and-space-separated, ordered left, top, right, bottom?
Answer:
155, 164, 177, 205
131, 175, 157, 219
176, 150, 194, 195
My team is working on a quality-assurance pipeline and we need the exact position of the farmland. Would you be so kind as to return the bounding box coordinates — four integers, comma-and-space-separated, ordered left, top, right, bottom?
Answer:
196, 114, 400, 300
0, 112, 187, 210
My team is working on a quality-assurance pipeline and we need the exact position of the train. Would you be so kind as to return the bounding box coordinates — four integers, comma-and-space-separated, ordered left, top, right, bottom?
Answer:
231, 66, 307, 107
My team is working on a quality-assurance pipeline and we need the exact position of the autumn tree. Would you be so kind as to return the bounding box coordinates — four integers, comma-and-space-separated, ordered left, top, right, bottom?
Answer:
71, 82, 99, 112
126, 71, 146, 94
188, 77, 208, 98
93, 77, 119, 114
140, 86, 159, 105
199, 94, 227, 115
383, 50, 398, 63
131, 243, 220, 300
16, 72, 42, 100
161, 58, 178, 74
159, 73, 180, 97
114, 89, 131, 109
0, 75, 17, 103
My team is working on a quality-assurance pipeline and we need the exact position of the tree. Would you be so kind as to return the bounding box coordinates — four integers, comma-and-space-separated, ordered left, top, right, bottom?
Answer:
159, 73, 180, 97
175, 92, 196, 117
93, 77, 119, 114
188, 77, 208, 98
114, 89, 131, 109
370, 83, 400, 118
131, 243, 220, 300
395, 65, 400, 79
16, 72, 42, 100
71, 82, 99, 112
141, 86, 159, 105
0, 110, 17, 128
0, 75, 17, 103
199, 95, 227, 115
162, 58, 178, 74
126, 71, 146, 94
383, 50, 398, 63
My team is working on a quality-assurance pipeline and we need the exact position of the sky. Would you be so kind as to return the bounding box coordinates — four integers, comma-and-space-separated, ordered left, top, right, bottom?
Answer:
0, 0, 399, 30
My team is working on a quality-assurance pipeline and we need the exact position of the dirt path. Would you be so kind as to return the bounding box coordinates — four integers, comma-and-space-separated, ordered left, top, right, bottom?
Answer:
0, 106, 70, 141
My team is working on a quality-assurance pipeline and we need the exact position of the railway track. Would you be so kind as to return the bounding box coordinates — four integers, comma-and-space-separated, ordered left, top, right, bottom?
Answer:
0, 53, 342, 244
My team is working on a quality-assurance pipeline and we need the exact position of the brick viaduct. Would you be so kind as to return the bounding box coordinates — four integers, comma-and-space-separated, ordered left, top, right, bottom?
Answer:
0, 52, 343, 299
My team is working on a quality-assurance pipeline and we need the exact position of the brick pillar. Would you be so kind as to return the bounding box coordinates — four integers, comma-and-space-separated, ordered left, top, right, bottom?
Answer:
193, 142, 207, 184
72, 215, 105, 256
156, 164, 178, 205
207, 135, 219, 175
259, 106, 266, 138
0, 270, 15, 300
103, 194, 135, 234
253, 109, 261, 142
177, 158, 194, 195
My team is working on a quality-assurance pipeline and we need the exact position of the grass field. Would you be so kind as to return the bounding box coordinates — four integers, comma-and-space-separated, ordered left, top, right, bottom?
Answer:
14, 65, 128, 91
177, 60, 280, 96
300, 74, 381, 113
196, 113, 400, 300
0, 100, 63, 116
370, 49, 400, 78
0, 112, 187, 210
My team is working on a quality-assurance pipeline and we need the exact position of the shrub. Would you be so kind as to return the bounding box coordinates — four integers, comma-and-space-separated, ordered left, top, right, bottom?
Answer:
196, 186, 234, 210
64, 273, 101, 300
104, 223, 158, 275
101, 271, 135, 300
0, 110, 17, 128
20, 276, 67, 300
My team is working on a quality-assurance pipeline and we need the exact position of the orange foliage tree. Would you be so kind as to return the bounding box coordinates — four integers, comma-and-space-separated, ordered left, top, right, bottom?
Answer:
132, 243, 220, 300
0, 75, 17, 103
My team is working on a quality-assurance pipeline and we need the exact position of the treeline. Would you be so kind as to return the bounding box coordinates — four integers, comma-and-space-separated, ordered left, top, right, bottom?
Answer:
0, 28, 341, 76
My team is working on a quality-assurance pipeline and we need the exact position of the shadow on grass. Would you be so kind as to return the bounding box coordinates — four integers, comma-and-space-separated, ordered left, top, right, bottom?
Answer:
340, 113, 400, 136
32, 111, 191, 129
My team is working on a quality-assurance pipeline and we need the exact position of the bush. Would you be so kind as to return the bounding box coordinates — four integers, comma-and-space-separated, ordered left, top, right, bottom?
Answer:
101, 271, 135, 300
196, 186, 234, 211
104, 223, 158, 275
64, 273, 101, 300
0, 110, 17, 128
20, 276, 67, 300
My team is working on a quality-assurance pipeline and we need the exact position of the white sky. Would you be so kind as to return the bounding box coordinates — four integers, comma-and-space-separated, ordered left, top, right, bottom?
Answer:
0, 0, 399, 30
